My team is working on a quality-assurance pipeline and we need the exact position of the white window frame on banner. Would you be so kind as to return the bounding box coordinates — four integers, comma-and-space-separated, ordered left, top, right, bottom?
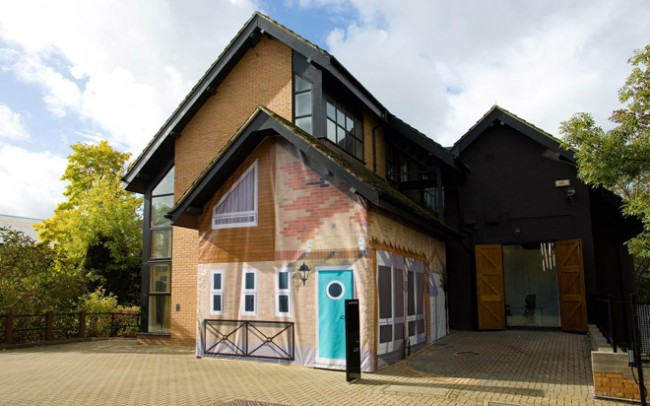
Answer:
241, 268, 258, 316
210, 270, 225, 316
275, 268, 292, 317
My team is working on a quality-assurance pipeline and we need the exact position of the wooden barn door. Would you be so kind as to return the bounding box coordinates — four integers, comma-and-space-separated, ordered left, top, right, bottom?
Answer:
556, 239, 587, 333
475, 245, 506, 330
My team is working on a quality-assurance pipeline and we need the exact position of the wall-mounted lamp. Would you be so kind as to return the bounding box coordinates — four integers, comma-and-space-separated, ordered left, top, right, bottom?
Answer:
298, 262, 310, 286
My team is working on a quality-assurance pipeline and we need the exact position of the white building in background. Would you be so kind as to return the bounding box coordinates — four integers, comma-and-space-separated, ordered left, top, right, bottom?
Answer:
0, 214, 41, 241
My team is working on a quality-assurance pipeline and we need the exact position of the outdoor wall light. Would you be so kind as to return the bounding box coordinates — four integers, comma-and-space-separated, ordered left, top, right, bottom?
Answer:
298, 262, 310, 286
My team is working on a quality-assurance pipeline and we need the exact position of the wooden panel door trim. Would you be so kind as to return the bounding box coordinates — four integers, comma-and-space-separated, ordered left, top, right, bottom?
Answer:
475, 244, 506, 330
556, 239, 588, 333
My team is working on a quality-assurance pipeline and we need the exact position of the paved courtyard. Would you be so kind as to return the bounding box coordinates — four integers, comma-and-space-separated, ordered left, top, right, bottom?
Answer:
0, 330, 630, 405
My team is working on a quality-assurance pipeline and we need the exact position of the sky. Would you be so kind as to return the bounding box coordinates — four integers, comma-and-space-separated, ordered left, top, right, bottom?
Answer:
0, 0, 649, 220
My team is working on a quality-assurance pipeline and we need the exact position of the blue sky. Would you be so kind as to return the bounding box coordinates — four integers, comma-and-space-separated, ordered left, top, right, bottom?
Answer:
0, 0, 649, 220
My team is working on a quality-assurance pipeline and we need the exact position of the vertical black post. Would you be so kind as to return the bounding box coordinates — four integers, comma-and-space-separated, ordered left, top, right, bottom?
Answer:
5, 313, 13, 345
79, 311, 86, 338
345, 299, 361, 383
631, 294, 647, 405
45, 312, 54, 341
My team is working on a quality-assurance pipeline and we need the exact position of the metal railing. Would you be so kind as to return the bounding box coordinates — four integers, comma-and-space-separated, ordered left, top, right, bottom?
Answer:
203, 319, 294, 361
1, 311, 140, 346
593, 294, 619, 352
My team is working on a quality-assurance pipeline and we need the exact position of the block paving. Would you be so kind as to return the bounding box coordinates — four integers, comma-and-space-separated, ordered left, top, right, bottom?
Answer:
0, 331, 634, 405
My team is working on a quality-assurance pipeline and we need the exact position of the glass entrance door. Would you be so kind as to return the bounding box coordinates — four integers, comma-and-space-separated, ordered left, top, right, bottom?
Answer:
503, 243, 561, 328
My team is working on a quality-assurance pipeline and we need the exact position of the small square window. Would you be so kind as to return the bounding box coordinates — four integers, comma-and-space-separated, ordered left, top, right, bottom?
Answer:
244, 294, 255, 313
278, 295, 289, 313
278, 272, 289, 290
245, 272, 255, 290
213, 295, 222, 312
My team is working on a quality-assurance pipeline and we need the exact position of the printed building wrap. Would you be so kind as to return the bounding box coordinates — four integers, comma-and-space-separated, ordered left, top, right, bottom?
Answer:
123, 11, 639, 374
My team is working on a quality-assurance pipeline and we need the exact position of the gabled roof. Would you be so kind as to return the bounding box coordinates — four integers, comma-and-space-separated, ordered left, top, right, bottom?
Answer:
168, 106, 458, 238
123, 11, 457, 193
451, 105, 575, 162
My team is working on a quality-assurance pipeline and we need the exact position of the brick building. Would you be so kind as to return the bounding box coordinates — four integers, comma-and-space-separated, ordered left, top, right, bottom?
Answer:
124, 12, 638, 372
123, 13, 457, 371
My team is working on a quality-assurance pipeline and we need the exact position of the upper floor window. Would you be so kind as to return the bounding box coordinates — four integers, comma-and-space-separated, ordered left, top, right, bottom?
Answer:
294, 76, 313, 134
212, 161, 258, 230
326, 98, 363, 161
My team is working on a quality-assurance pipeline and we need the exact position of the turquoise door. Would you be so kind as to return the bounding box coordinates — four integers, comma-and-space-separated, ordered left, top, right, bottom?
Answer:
317, 269, 353, 366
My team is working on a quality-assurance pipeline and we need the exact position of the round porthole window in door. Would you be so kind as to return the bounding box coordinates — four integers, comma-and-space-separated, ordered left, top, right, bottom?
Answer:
326, 281, 345, 300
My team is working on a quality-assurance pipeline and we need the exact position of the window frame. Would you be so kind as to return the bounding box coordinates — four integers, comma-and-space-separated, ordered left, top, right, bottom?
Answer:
325, 97, 364, 161
212, 161, 258, 230
241, 268, 258, 316
293, 75, 313, 134
275, 268, 292, 317
210, 270, 225, 316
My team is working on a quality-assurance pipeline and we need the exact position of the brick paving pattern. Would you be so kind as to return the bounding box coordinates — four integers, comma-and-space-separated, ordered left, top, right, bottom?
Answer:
0, 331, 630, 405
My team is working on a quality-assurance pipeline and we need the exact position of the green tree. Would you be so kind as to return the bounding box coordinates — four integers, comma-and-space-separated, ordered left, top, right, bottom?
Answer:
561, 44, 650, 289
0, 227, 85, 313
36, 140, 143, 305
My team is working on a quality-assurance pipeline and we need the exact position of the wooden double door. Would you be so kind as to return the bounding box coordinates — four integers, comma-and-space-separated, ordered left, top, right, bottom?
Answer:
475, 239, 587, 332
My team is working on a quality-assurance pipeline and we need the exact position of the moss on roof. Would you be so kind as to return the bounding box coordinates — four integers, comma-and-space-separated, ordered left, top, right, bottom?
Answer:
172, 105, 456, 236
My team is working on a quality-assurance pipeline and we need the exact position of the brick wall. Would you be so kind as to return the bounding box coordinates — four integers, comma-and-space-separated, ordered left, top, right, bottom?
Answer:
592, 351, 642, 401
175, 35, 292, 198
197, 140, 276, 263
170, 36, 292, 346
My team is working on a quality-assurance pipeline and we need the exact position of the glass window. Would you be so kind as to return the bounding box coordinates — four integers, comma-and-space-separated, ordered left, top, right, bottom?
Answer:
151, 195, 173, 227
148, 295, 171, 333
242, 269, 257, 316
152, 167, 174, 196
212, 161, 258, 230
326, 98, 364, 160
145, 166, 174, 334
276, 269, 291, 317
210, 270, 224, 315
150, 264, 170, 293
150, 228, 172, 259
294, 75, 312, 134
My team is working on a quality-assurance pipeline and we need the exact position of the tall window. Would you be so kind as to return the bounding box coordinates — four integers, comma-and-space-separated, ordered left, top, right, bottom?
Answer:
212, 161, 258, 230
294, 75, 313, 134
210, 270, 225, 316
276, 268, 292, 317
326, 98, 363, 161
407, 269, 425, 343
146, 166, 174, 333
241, 269, 258, 316
377, 264, 404, 354
377, 252, 426, 355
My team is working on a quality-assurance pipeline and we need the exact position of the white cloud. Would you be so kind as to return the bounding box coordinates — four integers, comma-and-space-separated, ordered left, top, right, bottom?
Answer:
0, 103, 29, 140
0, 0, 258, 153
0, 142, 66, 219
325, 0, 650, 145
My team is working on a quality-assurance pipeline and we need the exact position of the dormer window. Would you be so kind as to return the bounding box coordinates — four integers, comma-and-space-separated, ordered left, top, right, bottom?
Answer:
212, 161, 258, 230
326, 98, 363, 161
